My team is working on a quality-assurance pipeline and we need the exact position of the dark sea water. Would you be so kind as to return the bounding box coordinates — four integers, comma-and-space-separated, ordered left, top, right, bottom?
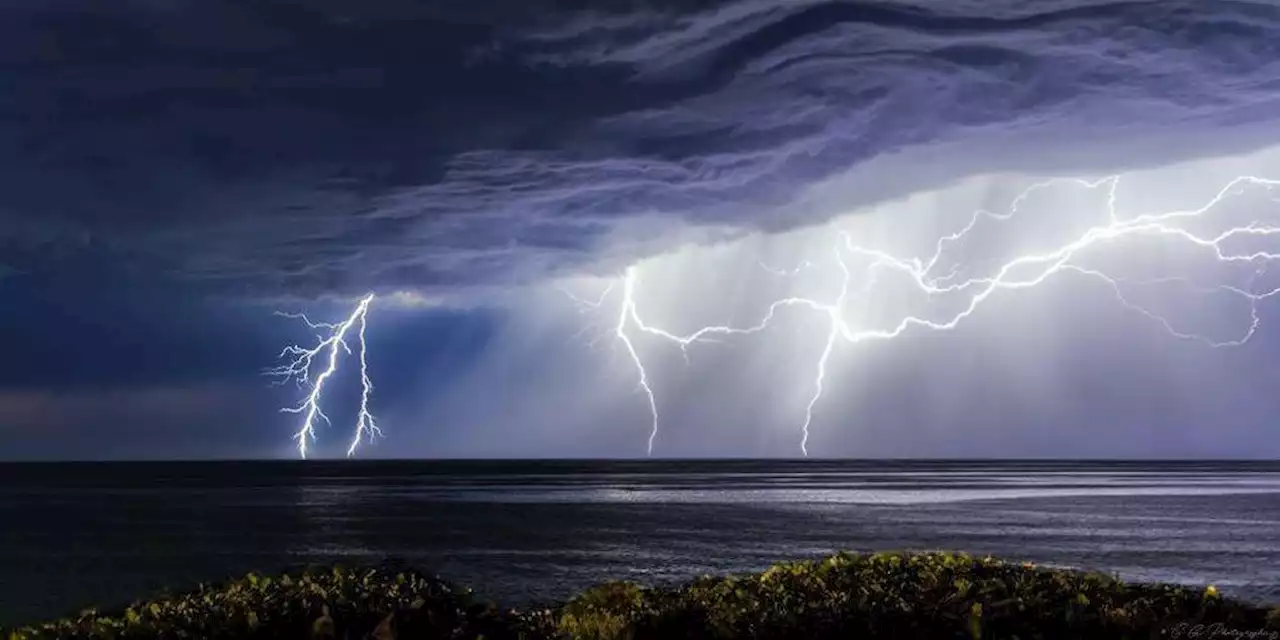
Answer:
3, 460, 1280, 626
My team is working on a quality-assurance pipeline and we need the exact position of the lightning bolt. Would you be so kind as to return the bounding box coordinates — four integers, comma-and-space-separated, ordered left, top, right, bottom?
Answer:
267, 294, 382, 459
617, 271, 660, 454
570, 174, 1280, 457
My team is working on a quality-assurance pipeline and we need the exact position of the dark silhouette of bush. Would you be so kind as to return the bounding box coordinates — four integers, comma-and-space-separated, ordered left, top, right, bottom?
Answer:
556, 552, 1280, 639
4, 566, 539, 640
7, 552, 1279, 639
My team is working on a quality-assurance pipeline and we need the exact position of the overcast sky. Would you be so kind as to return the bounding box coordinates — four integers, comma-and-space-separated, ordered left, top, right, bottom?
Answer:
4, 0, 1280, 460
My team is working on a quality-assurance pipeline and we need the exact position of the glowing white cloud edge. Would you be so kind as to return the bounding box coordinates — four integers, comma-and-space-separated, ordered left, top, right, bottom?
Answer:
274, 172, 1280, 459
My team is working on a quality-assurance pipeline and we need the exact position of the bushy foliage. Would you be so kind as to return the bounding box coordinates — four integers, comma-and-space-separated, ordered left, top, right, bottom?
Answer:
7, 552, 1279, 639
4, 566, 539, 640
556, 552, 1280, 639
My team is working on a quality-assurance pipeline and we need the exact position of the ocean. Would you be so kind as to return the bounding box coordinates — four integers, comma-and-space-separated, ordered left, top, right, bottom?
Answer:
2, 460, 1279, 626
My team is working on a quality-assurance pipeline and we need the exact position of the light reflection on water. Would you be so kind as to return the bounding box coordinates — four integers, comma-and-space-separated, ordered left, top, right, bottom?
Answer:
2, 460, 1279, 625
407, 485, 1280, 504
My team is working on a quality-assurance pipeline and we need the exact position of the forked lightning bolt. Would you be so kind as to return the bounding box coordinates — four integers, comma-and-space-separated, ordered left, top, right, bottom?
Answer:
569, 174, 1280, 457
616, 273, 661, 454
267, 294, 382, 459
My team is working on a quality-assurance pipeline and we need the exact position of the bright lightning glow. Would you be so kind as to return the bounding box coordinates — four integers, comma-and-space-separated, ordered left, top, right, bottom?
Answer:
573, 174, 1280, 457
617, 271, 660, 454
267, 294, 381, 459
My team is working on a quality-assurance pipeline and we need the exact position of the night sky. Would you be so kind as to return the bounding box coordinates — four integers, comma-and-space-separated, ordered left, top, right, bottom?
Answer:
5, 0, 1280, 460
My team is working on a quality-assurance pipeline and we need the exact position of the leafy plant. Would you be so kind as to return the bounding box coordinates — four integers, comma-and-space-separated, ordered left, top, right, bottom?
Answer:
553, 551, 1280, 639
8, 552, 1279, 639
5, 566, 535, 640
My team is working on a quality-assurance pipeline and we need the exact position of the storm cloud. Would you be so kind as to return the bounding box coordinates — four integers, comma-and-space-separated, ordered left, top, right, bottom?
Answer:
4, 0, 1280, 297
7, 0, 1280, 459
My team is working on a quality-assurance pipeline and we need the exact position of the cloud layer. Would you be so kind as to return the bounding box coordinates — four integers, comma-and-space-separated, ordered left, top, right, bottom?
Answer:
5, 0, 1280, 297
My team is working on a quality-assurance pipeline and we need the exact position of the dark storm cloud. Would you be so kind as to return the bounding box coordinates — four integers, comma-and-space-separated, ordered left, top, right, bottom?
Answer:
0, 279, 287, 390
0, 382, 279, 460
4, 0, 1280, 297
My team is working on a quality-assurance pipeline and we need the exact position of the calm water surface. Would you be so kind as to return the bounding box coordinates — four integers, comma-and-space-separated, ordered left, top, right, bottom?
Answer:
2, 460, 1279, 625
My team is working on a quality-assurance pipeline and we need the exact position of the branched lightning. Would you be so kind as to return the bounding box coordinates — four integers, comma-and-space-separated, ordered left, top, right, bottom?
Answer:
616, 272, 661, 455
569, 174, 1280, 457
267, 294, 382, 459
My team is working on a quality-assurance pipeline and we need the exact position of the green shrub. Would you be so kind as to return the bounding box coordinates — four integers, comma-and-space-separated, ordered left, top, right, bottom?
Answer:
554, 552, 1280, 639
4, 566, 537, 640
7, 552, 1279, 639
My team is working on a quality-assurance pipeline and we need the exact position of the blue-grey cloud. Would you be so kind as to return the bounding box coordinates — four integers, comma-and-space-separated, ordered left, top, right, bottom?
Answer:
0, 382, 284, 460
4, 0, 1280, 297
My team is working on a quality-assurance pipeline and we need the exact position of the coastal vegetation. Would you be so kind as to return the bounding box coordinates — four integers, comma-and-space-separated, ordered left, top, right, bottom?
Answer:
7, 551, 1278, 639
